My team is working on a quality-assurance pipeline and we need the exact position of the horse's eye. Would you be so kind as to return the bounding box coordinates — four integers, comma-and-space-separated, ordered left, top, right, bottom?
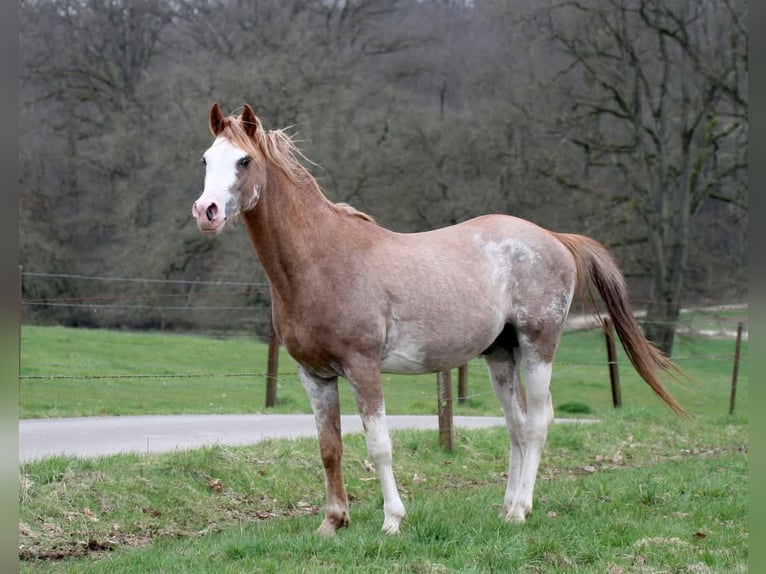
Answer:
201, 157, 207, 166
239, 156, 251, 168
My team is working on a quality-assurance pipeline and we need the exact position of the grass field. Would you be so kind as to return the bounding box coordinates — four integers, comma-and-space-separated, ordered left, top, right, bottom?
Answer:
20, 309, 747, 420
18, 318, 748, 572
19, 412, 747, 572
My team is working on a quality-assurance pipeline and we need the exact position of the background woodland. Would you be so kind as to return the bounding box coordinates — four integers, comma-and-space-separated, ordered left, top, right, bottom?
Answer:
19, 0, 748, 355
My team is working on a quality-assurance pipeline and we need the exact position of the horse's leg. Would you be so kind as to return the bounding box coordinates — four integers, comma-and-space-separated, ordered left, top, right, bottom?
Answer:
346, 362, 406, 534
504, 352, 556, 524
298, 366, 349, 535
484, 345, 527, 521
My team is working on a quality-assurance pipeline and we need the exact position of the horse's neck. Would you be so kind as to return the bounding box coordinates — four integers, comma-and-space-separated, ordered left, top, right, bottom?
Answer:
243, 169, 342, 295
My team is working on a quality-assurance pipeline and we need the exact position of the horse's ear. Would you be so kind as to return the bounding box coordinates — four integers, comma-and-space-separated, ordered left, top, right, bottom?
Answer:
241, 104, 259, 138
209, 102, 226, 136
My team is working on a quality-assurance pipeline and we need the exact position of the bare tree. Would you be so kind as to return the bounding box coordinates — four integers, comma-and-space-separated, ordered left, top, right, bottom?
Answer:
537, 0, 747, 355
18, 0, 747, 335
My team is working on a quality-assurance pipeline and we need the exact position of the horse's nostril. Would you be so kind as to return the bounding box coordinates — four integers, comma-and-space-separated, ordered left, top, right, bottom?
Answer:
205, 204, 217, 222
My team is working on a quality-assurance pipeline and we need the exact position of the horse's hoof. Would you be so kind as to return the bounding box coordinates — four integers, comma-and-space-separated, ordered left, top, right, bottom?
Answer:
382, 517, 403, 534
317, 520, 338, 536
317, 514, 349, 536
500, 505, 528, 524
506, 514, 526, 525
382, 504, 406, 534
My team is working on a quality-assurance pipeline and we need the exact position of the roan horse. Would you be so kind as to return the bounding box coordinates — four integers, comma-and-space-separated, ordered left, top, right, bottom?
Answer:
192, 103, 686, 536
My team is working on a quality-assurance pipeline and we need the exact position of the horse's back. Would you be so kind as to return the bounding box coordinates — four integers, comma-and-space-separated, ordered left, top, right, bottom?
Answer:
369, 213, 577, 372
381, 213, 575, 288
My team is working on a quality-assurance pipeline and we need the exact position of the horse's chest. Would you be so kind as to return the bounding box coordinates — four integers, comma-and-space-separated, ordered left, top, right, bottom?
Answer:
274, 310, 377, 377
275, 320, 327, 363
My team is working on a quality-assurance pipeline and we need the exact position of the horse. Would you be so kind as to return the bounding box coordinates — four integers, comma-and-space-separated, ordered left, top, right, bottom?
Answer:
191, 103, 686, 536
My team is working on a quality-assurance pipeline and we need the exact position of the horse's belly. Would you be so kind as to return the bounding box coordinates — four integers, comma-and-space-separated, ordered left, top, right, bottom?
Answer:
378, 275, 509, 375
380, 343, 430, 374
379, 324, 498, 375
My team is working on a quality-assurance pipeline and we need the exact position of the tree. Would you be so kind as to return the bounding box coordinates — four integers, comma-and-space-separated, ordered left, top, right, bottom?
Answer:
18, 0, 747, 336
536, 0, 747, 355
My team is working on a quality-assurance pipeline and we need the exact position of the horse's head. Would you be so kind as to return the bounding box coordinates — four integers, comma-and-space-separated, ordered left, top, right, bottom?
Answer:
192, 103, 267, 235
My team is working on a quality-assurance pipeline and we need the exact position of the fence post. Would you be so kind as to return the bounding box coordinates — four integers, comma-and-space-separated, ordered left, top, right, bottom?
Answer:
18, 265, 22, 398
457, 363, 468, 404
603, 318, 622, 409
265, 319, 279, 408
729, 322, 743, 415
437, 370, 454, 451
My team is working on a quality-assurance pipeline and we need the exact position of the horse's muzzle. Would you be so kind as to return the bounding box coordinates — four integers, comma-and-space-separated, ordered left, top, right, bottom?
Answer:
192, 199, 226, 234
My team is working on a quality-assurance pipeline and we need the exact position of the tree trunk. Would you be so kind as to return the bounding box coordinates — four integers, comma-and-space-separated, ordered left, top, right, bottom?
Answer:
643, 297, 679, 357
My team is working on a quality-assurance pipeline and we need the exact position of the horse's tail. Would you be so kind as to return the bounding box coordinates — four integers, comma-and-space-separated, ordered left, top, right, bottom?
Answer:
553, 232, 688, 417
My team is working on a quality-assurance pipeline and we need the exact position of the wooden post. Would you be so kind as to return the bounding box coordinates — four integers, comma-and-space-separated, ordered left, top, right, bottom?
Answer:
603, 318, 622, 409
18, 265, 22, 398
437, 370, 454, 451
265, 319, 279, 408
729, 322, 743, 415
457, 363, 468, 404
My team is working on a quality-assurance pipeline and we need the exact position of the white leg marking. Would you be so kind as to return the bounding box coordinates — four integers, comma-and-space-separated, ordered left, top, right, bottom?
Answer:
486, 354, 526, 519
505, 359, 553, 524
363, 409, 406, 533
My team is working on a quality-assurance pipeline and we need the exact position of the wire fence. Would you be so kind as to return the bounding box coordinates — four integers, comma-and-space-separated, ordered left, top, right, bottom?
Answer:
20, 269, 275, 335
19, 269, 748, 419
21, 270, 747, 327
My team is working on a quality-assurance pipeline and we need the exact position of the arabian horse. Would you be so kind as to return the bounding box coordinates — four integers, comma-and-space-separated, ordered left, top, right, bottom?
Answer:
192, 103, 685, 535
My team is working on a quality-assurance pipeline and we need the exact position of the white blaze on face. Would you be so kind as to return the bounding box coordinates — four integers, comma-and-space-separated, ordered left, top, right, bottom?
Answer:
192, 137, 248, 234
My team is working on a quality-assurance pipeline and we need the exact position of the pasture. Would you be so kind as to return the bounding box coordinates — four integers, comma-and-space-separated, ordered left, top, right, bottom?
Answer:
18, 319, 748, 572
20, 308, 746, 419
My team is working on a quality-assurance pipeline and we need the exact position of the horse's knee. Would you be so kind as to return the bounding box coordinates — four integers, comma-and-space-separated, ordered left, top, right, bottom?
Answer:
318, 432, 343, 465
363, 413, 393, 464
367, 436, 392, 466
545, 396, 555, 428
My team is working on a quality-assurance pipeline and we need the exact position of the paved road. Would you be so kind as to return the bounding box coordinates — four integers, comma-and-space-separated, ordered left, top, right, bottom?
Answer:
18, 414, 596, 462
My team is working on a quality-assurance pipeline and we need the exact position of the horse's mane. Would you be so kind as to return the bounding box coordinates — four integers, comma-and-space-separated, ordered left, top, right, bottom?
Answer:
334, 202, 376, 223
220, 111, 375, 224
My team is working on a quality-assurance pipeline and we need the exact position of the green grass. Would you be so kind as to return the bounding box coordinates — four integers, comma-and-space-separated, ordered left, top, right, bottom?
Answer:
20, 320, 748, 420
17, 319, 748, 571
19, 411, 747, 572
